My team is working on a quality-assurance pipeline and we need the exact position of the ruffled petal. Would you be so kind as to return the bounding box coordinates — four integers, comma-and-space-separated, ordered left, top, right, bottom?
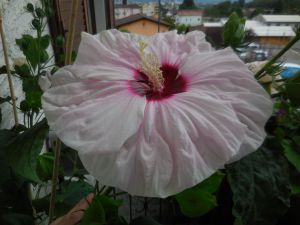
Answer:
148, 30, 212, 65
79, 95, 247, 197
75, 31, 141, 70
42, 68, 146, 154
179, 47, 273, 161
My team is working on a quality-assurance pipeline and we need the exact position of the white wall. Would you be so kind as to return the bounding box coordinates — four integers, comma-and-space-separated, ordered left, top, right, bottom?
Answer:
0, 0, 54, 129
176, 15, 202, 26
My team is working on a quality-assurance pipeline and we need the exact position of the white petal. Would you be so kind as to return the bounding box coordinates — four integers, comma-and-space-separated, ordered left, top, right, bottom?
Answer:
179, 47, 273, 161
43, 77, 146, 154
79, 95, 247, 197
75, 31, 141, 70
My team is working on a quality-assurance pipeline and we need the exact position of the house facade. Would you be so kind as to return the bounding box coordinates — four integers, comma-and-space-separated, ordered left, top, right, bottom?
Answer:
175, 10, 203, 26
255, 14, 300, 28
116, 14, 169, 36
115, 4, 142, 20
142, 3, 159, 18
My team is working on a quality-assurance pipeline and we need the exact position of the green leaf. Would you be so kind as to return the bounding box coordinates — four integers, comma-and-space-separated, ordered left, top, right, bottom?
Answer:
0, 65, 7, 74
26, 3, 34, 13
286, 72, 300, 107
0, 96, 11, 104
129, 216, 162, 225
222, 12, 246, 49
0, 119, 48, 182
56, 180, 94, 206
97, 195, 122, 221
35, 8, 45, 18
36, 152, 54, 181
175, 171, 225, 217
0, 213, 34, 225
55, 35, 65, 47
22, 76, 43, 109
41, 35, 51, 49
226, 146, 291, 225
16, 35, 39, 70
81, 195, 106, 225
32, 19, 41, 30
14, 64, 31, 77
281, 140, 300, 172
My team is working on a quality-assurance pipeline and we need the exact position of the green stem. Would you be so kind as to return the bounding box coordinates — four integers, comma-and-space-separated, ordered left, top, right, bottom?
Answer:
255, 30, 300, 80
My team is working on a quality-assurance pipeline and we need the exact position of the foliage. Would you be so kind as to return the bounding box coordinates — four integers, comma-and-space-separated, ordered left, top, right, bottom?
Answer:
204, 1, 243, 18
222, 12, 246, 49
1, 3, 300, 225
175, 172, 224, 218
179, 0, 198, 10
226, 144, 291, 225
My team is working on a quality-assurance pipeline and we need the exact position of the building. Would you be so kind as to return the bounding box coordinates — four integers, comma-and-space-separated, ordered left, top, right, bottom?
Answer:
115, 4, 142, 20
115, 14, 169, 36
175, 9, 203, 26
250, 26, 296, 46
255, 14, 300, 28
142, 3, 159, 18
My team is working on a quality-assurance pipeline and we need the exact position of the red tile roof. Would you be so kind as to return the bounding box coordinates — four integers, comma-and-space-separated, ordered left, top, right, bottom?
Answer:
177, 10, 203, 16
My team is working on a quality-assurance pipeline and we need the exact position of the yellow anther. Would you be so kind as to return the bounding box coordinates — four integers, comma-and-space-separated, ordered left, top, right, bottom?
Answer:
139, 40, 164, 92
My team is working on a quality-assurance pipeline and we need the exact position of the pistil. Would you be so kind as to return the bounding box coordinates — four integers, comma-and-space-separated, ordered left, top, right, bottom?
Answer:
139, 41, 164, 92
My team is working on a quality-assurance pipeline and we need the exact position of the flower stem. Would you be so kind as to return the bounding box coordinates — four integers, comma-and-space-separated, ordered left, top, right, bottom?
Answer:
64, 0, 79, 65
254, 29, 300, 80
48, 139, 61, 224
0, 12, 19, 126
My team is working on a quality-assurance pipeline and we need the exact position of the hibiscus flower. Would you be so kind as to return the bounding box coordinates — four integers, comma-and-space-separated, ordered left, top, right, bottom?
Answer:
42, 30, 272, 197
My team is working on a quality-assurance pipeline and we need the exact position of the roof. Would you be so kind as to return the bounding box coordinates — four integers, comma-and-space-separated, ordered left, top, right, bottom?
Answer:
261, 14, 300, 23
203, 22, 222, 27
177, 10, 203, 17
115, 14, 169, 27
251, 26, 295, 37
244, 20, 263, 30
115, 4, 141, 9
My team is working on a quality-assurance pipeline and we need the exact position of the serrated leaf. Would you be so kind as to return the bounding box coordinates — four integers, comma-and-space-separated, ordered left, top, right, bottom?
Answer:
226, 147, 291, 225
175, 171, 225, 218
0, 119, 48, 182
281, 140, 300, 172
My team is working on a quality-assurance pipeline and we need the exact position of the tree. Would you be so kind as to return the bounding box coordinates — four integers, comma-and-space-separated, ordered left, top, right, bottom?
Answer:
179, 0, 198, 10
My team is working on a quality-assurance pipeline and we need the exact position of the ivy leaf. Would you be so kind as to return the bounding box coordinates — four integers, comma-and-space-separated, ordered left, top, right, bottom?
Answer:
0, 119, 48, 183
129, 216, 162, 225
226, 147, 291, 225
175, 171, 225, 217
281, 139, 300, 173
222, 12, 246, 49
286, 72, 300, 107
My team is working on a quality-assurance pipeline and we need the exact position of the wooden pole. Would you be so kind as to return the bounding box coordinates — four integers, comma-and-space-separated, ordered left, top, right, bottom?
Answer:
0, 11, 19, 127
64, 0, 79, 65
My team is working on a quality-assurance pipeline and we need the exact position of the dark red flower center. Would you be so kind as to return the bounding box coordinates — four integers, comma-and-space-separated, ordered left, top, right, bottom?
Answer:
129, 64, 187, 101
